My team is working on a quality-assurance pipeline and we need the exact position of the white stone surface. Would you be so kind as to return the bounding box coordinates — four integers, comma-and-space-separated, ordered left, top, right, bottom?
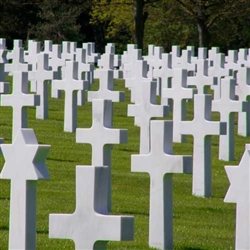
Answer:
225, 50, 240, 74
128, 79, 168, 154
7, 39, 23, 60
94, 53, 114, 79
162, 68, 195, 142
122, 44, 142, 79
208, 53, 232, 99
171, 45, 181, 68
0, 48, 7, 83
131, 120, 192, 250
0, 129, 50, 250
212, 77, 246, 161
198, 47, 207, 60
49, 165, 134, 249
0, 72, 39, 141
154, 53, 173, 104
187, 59, 216, 94
29, 53, 56, 119
53, 61, 89, 132
238, 48, 249, 66
49, 44, 65, 98
88, 70, 124, 102
180, 94, 226, 197
5, 47, 29, 74
208, 47, 219, 67
76, 99, 127, 211
82, 42, 100, 64
125, 59, 148, 103
224, 144, 250, 250
175, 49, 196, 73
61, 41, 75, 61
236, 67, 250, 136
75, 48, 93, 106
43, 40, 53, 58
24, 40, 41, 92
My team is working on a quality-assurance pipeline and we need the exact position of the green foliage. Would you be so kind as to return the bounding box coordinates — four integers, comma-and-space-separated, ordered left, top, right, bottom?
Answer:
90, 0, 134, 53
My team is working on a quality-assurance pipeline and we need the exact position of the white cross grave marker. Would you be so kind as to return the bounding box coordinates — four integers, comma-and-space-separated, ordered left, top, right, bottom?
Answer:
187, 59, 216, 94
208, 53, 232, 99
29, 53, 56, 119
128, 79, 169, 154
131, 120, 192, 250
94, 53, 114, 79
162, 68, 196, 142
224, 144, 250, 250
125, 59, 148, 103
49, 165, 134, 249
7, 39, 23, 61
212, 77, 247, 161
180, 94, 226, 197
236, 67, 250, 136
76, 99, 127, 211
0, 47, 7, 82
238, 48, 249, 66
24, 40, 41, 92
62, 41, 74, 61
171, 45, 181, 68
208, 47, 219, 67
43, 40, 53, 58
5, 47, 29, 74
88, 70, 124, 102
154, 53, 173, 105
53, 61, 89, 132
225, 50, 240, 75
0, 128, 50, 250
49, 44, 65, 98
75, 48, 93, 105
0, 72, 39, 141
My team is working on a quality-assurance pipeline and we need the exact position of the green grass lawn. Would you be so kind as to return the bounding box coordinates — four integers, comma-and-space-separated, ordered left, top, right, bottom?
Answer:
0, 77, 248, 249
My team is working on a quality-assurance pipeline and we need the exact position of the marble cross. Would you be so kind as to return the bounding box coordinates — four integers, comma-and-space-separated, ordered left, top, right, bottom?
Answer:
236, 67, 250, 136
208, 53, 232, 99
29, 53, 56, 119
225, 50, 240, 75
88, 70, 124, 102
24, 40, 41, 92
162, 68, 196, 142
6, 39, 23, 61
0, 129, 50, 250
180, 94, 226, 197
43, 40, 53, 58
187, 59, 216, 94
128, 79, 169, 154
76, 99, 127, 211
238, 48, 249, 66
61, 41, 75, 61
49, 165, 134, 249
75, 48, 93, 106
224, 144, 250, 250
208, 47, 219, 67
49, 44, 65, 98
152, 52, 173, 98
53, 61, 89, 132
131, 120, 192, 250
0, 72, 40, 141
212, 77, 247, 161
5, 47, 30, 74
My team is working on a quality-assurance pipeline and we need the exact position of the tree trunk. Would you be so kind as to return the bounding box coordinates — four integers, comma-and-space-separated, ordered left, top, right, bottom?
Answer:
197, 19, 210, 47
133, 0, 147, 50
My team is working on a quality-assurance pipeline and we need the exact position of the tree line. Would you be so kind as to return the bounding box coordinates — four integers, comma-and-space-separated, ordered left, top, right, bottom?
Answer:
1, 0, 250, 54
